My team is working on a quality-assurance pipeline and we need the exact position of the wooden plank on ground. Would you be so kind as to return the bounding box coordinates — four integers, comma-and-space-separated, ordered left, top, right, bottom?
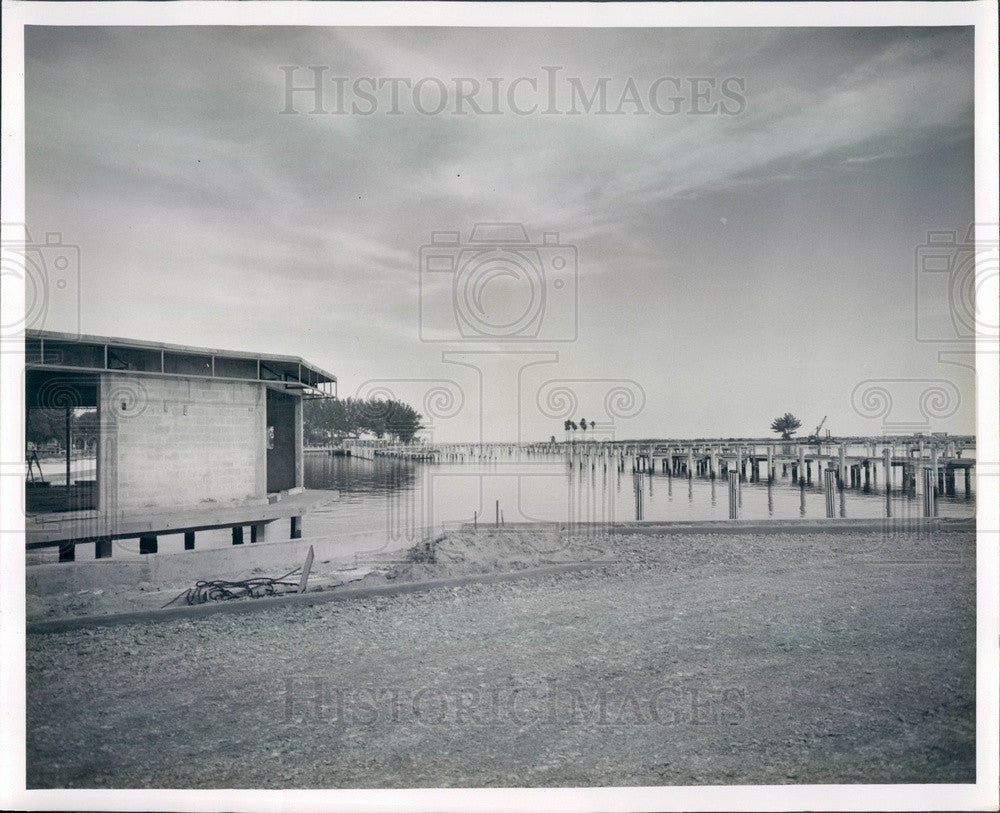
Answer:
298, 545, 315, 594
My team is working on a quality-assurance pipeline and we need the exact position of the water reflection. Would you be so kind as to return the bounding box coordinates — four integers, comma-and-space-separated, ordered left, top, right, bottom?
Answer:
304, 453, 976, 543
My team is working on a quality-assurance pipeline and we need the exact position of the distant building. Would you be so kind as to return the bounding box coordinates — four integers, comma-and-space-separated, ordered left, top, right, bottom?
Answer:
25, 329, 337, 561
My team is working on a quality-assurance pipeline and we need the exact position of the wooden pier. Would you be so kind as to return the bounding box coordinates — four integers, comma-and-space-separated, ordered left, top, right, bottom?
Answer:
314, 436, 976, 516
560, 439, 973, 492
312, 437, 973, 492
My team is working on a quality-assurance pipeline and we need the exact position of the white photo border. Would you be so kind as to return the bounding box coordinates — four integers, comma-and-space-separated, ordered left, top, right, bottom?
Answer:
1, 2, 997, 811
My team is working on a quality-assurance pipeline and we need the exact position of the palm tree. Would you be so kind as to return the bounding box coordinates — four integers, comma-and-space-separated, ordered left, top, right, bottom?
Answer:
579, 418, 588, 443
770, 413, 802, 440
564, 418, 573, 443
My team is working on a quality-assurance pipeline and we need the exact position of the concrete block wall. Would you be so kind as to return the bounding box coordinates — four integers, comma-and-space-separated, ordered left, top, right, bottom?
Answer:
295, 394, 304, 489
101, 373, 267, 512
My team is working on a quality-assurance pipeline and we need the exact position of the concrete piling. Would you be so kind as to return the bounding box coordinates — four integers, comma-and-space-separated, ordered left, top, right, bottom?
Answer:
922, 468, 937, 517
824, 469, 836, 518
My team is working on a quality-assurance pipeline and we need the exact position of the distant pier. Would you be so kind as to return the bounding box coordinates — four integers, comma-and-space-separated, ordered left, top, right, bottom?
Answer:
306, 436, 976, 500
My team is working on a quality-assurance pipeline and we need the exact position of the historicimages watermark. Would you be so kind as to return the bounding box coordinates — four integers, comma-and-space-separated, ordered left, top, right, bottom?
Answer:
280, 66, 747, 117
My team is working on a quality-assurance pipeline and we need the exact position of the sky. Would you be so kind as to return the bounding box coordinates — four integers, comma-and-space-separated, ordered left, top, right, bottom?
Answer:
25, 25, 977, 442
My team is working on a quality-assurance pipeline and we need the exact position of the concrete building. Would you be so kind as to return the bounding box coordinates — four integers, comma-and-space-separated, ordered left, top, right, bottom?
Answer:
24, 329, 337, 561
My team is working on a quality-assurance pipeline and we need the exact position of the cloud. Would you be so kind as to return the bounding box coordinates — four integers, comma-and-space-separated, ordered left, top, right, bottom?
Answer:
22, 25, 977, 436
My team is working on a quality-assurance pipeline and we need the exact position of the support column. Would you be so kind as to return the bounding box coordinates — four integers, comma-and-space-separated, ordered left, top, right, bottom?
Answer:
232, 526, 244, 545
824, 469, 836, 518
58, 542, 76, 562
291, 515, 303, 539
64, 407, 72, 513
184, 531, 196, 551
95, 537, 113, 559
139, 535, 158, 554
250, 522, 268, 544
922, 469, 936, 517
728, 471, 739, 520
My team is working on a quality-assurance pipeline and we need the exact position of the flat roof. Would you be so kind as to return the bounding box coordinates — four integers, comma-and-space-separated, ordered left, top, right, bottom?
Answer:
25, 329, 336, 396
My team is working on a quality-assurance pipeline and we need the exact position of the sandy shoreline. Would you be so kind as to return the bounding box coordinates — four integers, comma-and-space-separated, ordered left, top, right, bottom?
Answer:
26, 518, 972, 623
26, 525, 975, 787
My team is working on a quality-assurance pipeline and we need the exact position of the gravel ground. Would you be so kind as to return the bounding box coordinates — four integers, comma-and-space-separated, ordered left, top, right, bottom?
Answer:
26, 562, 378, 621
26, 528, 975, 788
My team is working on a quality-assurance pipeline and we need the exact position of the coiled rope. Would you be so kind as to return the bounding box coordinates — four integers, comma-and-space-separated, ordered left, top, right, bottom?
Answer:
161, 565, 303, 608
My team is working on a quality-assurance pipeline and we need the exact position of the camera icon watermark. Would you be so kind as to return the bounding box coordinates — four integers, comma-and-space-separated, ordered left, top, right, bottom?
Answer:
419, 223, 577, 342
1, 224, 81, 347
914, 223, 999, 344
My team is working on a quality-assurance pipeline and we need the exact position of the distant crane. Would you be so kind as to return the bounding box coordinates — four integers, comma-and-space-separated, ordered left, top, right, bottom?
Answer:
808, 416, 827, 443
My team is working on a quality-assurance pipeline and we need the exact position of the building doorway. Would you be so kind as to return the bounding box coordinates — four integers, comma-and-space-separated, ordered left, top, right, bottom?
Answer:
25, 370, 99, 513
266, 389, 296, 493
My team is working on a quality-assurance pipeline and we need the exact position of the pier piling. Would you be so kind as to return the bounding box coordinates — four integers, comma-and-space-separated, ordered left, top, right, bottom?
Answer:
728, 471, 739, 519
922, 469, 937, 517
824, 469, 836, 518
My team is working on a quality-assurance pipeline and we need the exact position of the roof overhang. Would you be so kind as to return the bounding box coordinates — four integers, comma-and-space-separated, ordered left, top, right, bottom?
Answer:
25, 330, 337, 398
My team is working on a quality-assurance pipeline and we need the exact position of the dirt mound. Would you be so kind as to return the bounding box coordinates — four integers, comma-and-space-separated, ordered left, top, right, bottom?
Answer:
352, 527, 619, 586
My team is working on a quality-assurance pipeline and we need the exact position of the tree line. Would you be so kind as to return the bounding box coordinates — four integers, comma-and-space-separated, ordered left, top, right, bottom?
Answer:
26, 408, 98, 451
304, 396, 424, 445
27, 398, 425, 449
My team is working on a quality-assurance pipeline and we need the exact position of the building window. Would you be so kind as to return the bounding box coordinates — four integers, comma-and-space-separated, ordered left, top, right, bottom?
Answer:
25, 371, 98, 513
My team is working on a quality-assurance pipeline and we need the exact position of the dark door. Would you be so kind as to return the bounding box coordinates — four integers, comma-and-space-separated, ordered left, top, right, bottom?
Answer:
266, 389, 296, 493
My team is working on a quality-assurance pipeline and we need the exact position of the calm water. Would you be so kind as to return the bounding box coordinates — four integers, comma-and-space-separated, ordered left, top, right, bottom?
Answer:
303, 451, 976, 550
35, 449, 974, 564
